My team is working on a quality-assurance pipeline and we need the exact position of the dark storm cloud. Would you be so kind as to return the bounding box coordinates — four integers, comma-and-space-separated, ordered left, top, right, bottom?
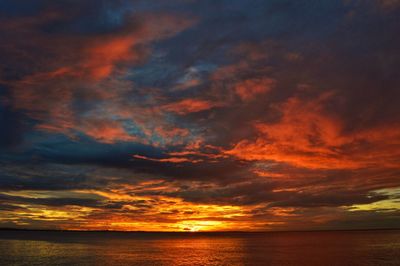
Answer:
0, 161, 94, 191
0, 101, 27, 149
0, 193, 102, 207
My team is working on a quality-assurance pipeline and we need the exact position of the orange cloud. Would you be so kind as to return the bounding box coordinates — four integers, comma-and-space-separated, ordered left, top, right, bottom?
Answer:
132, 154, 203, 163
234, 77, 275, 101
81, 119, 136, 144
163, 99, 220, 114
82, 36, 140, 80
5, 12, 195, 144
154, 126, 190, 142
226, 92, 400, 169
80, 13, 195, 80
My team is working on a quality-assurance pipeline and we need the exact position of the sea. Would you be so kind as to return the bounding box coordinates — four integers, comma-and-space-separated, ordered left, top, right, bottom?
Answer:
0, 229, 399, 265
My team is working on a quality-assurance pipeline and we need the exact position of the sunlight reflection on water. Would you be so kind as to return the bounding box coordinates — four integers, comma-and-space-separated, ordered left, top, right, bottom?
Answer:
1, 230, 400, 266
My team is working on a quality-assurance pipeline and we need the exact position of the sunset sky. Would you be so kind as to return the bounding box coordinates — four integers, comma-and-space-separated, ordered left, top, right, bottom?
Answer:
1, 0, 400, 232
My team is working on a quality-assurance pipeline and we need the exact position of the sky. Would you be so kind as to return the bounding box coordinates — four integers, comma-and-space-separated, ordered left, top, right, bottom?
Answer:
0, 0, 400, 232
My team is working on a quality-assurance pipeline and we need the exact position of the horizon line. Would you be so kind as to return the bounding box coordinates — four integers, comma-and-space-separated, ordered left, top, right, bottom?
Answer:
1, 227, 399, 234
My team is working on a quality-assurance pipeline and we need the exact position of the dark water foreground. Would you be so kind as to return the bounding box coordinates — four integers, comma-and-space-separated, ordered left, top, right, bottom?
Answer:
0, 229, 399, 266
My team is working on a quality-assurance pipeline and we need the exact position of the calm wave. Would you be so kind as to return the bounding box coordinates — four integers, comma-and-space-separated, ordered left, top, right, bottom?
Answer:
1, 230, 399, 265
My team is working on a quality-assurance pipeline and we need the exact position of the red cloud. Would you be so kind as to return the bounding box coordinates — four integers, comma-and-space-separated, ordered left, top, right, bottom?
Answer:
163, 99, 221, 114
132, 154, 202, 163
80, 119, 136, 144
234, 77, 275, 101
4, 12, 195, 144
82, 36, 141, 80
226, 92, 400, 169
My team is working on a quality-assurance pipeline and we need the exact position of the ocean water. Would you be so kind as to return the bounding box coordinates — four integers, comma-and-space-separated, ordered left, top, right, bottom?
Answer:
0, 230, 399, 266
